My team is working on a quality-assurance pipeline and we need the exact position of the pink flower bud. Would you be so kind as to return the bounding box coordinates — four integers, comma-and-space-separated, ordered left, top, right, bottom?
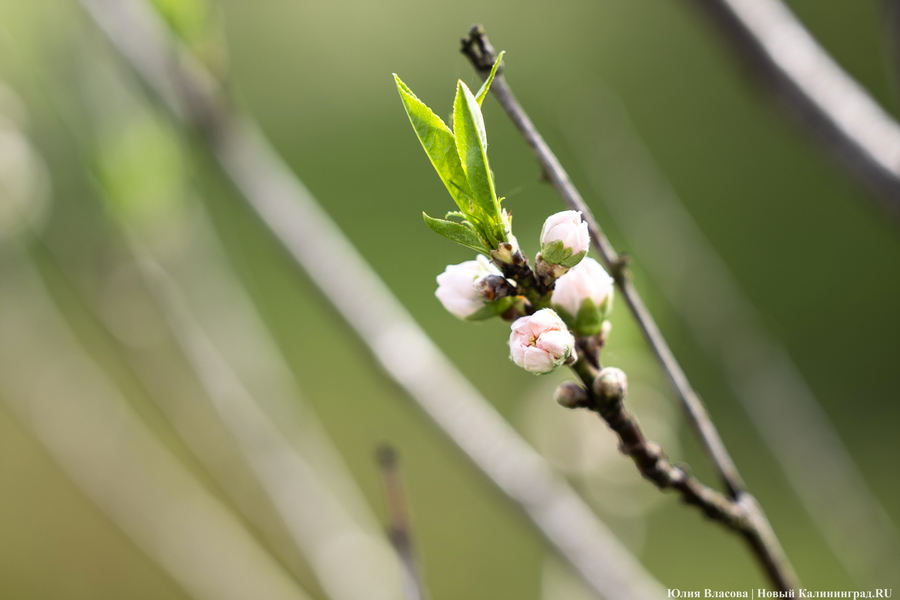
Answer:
551, 258, 614, 335
540, 210, 590, 267
509, 309, 575, 374
435, 255, 503, 320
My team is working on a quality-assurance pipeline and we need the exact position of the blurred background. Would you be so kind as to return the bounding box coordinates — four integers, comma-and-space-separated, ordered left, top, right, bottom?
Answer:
0, 0, 898, 598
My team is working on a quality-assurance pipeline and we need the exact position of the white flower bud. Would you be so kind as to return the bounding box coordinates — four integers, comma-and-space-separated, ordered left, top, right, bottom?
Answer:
435, 255, 507, 320
540, 210, 589, 267
551, 257, 614, 336
509, 309, 575, 374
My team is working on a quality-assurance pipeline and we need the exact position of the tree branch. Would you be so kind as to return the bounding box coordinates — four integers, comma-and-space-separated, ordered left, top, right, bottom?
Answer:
563, 360, 794, 592
558, 367, 748, 531
76, 1, 666, 598
687, 0, 900, 224
462, 26, 798, 591
461, 27, 747, 498
377, 446, 426, 600
131, 241, 405, 600
561, 85, 900, 586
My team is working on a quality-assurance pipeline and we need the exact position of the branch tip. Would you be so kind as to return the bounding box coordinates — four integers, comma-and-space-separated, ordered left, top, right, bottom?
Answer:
461, 24, 499, 73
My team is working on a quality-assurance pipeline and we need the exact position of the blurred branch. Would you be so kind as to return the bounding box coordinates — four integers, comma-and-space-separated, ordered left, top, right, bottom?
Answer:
129, 237, 404, 600
76, 1, 666, 598
688, 0, 900, 224
21, 33, 404, 593
561, 85, 900, 586
0, 247, 312, 600
13, 69, 404, 595
462, 27, 797, 591
882, 0, 900, 111
377, 446, 425, 600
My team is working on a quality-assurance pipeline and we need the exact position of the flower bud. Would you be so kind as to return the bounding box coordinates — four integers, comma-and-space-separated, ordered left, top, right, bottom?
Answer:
551, 257, 614, 336
435, 255, 513, 320
509, 308, 575, 374
473, 275, 514, 301
554, 381, 588, 409
540, 210, 589, 268
490, 241, 526, 267
593, 367, 627, 402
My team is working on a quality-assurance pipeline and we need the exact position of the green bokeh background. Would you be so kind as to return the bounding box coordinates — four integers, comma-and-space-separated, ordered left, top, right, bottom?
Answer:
0, 0, 898, 598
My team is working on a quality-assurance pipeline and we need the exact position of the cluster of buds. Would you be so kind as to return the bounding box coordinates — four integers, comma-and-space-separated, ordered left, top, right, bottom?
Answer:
396, 59, 615, 375
432, 210, 614, 374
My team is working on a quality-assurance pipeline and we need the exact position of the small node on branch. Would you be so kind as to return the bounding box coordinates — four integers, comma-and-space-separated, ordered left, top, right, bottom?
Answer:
593, 367, 628, 403
460, 24, 499, 72
555, 381, 589, 409
376, 443, 398, 470
610, 253, 632, 284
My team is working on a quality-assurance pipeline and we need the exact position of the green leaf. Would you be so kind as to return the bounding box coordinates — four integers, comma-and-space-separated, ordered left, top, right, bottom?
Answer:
423, 212, 488, 254
453, 80, 502, 242
475, 51, 505, 106
394, 75, 475, 213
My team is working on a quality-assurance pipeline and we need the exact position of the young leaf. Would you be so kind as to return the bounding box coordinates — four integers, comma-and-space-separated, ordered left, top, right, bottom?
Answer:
423, 212, 489, 254
394, 75, 475, 213
475, 51, 505, 106
453, 81, 502, 241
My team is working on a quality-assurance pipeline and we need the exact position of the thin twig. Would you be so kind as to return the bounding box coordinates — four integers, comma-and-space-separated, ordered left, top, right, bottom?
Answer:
687, 0, 900, 224
461, 26, 743, 497
562, 85, 900, 586
76, 2, 666, 598
461, 27, 797, 591
377, 446, 425, 600
562, 365, 749, 531
566, 362, 793, 592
